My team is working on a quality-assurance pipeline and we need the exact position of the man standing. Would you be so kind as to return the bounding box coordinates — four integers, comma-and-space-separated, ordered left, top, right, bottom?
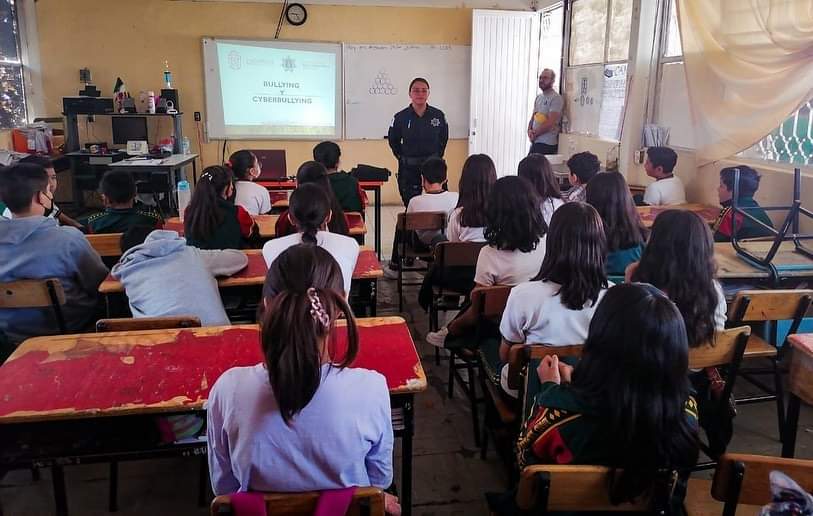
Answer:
528, 69, 563, 155
388, 77, 449, 207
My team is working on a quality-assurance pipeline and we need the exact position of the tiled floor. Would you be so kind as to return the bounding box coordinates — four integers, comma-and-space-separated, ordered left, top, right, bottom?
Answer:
3, 204, 813, 515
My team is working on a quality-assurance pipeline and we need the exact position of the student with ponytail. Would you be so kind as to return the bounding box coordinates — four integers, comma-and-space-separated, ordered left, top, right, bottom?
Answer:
208, 244, 395, 503
184, 165, 254, 250
262, 183, 359, 295
228, 150, 272, 215
275, 161, 352, 238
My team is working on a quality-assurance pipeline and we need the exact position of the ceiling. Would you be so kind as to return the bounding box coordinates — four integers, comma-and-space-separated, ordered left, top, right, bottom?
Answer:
175, 0, 561, 10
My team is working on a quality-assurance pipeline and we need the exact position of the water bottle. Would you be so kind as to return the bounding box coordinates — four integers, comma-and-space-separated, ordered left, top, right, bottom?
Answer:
163, 60, 172, 89
177, 180, 191, 222
182, 136, 190, 155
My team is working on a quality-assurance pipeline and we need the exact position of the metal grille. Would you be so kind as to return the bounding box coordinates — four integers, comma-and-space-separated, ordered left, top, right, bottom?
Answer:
0, 0, 26, 129
740, 100, 813, 166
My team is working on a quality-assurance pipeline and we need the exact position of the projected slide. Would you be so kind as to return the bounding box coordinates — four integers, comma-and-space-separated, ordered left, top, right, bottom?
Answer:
203, 39, 342, 140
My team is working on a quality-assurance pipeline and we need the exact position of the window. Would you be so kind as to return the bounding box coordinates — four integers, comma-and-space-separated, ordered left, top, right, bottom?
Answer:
739, 100, 813, 166
0, 0, 26, 129
564, 0, 633, 140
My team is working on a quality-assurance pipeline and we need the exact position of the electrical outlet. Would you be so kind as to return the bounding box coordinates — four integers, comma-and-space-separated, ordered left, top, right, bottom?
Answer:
194, 111, 201, 122
634, 149, 645, 164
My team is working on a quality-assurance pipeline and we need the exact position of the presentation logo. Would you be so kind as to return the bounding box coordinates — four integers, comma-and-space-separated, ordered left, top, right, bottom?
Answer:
282, 56, 296, 72
228, 51, 242, 70
369, 70, 398, 96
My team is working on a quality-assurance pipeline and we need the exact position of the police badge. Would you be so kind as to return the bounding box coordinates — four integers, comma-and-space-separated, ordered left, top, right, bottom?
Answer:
431, 118, 441, 127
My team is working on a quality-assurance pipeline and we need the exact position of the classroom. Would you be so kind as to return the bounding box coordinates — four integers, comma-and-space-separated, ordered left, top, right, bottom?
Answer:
1, 0, 813, 514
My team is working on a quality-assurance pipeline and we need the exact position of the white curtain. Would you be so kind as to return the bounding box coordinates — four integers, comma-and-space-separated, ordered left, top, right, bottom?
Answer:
676, 0, 813, 164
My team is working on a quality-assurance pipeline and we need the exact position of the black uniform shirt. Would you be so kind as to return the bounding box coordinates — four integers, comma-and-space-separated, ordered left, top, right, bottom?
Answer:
387, 104, 449, 160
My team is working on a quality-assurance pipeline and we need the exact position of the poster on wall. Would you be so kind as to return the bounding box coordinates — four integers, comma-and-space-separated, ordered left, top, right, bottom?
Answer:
598, 63, 628, 141
564, 65, 603, 135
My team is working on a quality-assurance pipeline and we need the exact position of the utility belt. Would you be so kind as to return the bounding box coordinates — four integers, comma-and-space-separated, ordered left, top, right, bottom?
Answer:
399, 155, 435, 167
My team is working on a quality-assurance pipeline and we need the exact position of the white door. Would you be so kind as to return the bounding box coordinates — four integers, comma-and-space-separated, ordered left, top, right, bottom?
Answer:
470, 9, 541, 177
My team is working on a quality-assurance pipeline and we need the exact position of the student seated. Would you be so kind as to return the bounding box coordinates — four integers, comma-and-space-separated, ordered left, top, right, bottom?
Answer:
207, 245, 396, 510
313, 141, 365, 213
418, 154, 496, 310
629, 210, 730, 454
487, 283, 698, 514
563, 151, 600, 203
712, 165, 774, 242
184, 166, 254, 250
642, 146, 686, 206
0, 163, 108, 344
586, 171, 648, 276
517, 153, 563, 225
229, 150, 272, 216
83, 170, 163, 234
497, 202, 610, 397
275, 161, 350, 238
426, 176, 547, 347
263, 183, 359, 296
1, 155, 83, 229
112, 226, 248, 326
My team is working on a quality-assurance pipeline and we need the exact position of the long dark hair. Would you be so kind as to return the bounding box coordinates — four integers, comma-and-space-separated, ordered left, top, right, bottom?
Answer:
457, 154, 496, 228
632, 210, 718, 347
185, 165, 233, 243
532, 202, 607, 309
573, 283, 698, 503
228, 150, 257, 181
289, 183, 331, 245
518, 153, 560, 201
586, 172, 647, 252
296, 161, 349, 235
484, 176, 546, 252
260, 244, 358, 424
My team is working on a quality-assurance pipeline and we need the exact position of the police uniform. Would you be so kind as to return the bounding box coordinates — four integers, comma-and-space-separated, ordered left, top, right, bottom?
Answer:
387, 104, 449, 206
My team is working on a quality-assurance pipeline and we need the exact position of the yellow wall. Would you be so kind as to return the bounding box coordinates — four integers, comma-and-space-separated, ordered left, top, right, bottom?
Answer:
34, 0, 473, 204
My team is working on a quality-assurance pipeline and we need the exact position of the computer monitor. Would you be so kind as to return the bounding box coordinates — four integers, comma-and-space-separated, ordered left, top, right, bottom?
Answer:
112, 116, 148, 145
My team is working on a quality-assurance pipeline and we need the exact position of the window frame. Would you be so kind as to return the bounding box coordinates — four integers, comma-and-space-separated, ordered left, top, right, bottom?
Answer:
564, 0, 639, 142
0, 0, 42, 128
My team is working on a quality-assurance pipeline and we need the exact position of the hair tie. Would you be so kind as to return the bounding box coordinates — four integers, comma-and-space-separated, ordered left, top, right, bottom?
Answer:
307, 288, 330, 329
200, 172, 213, 182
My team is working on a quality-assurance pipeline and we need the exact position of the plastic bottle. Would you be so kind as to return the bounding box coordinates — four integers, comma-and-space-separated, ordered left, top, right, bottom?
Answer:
147, 91, 156, 114
177, 180, 191, 222
163, 60, 172, 89
182, 136, 191, 155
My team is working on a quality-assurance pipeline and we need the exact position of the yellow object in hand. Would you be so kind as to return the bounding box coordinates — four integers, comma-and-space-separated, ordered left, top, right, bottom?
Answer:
533, 112, 547, 124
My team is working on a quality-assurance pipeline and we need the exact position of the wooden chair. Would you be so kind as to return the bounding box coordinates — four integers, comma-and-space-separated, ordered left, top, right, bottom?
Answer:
688, 326, 752, 470
86, 232, 124, 257
727, 289, 813, 442
394, 211, 446, 312
98, 315, 202, 512
210, 487, 385, 515
685, 453, 813, 516
96, 316, 202, 332
0, 278, 67, 333
428, 241, 486, 365
516, 465, 674, 513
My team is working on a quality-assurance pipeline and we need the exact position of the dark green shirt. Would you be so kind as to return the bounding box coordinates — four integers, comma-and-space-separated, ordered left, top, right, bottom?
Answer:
328, 171, 364, 213
606, 243, 644, 276
713, 197, 774, 242
83, 205, 162, 234
185, 198, 244, 250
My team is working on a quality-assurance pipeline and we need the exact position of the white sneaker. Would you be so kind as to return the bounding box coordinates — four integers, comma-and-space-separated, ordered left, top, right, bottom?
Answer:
426, 327, 449, 348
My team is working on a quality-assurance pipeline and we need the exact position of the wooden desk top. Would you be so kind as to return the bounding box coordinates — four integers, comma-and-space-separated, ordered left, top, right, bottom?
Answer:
715, 242, 813, 280
258, 180, 384, 190
636, 203, 719, 228
0, 317, 425, 424
788, 334, 813, 403
165, 213, 366, 238
99, 247, 382, 294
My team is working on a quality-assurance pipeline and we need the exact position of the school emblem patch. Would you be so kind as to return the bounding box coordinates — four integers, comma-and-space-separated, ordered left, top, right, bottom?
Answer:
431, 117, 441, 127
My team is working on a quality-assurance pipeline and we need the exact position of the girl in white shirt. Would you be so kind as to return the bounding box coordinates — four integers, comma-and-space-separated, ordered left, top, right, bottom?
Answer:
497, 202, 611, 396
418, 154, 497, 311
518, 153, 564, 226
263, 183, 359, 296
230, 150, 272, 216
427, 175, 548, 347
208, 244, 398, 512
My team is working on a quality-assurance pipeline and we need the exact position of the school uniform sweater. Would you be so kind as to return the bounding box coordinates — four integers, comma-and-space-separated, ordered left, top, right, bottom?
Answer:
185, 199, 253, 250
82, 204, 163, 234
713, 197, 774, 242
328, 171, 365, 213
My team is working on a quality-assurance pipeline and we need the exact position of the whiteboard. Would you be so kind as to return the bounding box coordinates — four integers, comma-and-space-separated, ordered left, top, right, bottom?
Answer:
343, 44, 471, 139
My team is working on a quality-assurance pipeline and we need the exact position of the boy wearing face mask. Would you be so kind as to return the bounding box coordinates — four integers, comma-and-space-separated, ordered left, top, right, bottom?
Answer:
229, 150, 273, 215
0, 163, 108, 345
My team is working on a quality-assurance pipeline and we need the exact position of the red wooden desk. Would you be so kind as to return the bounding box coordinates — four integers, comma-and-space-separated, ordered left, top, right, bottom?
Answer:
636, 203, 719, 228
259, 180, 385, 259
164, 213, 366, 239
782, 333, 813, 458
99, 248, 383, 316
0, 317, 424, 515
